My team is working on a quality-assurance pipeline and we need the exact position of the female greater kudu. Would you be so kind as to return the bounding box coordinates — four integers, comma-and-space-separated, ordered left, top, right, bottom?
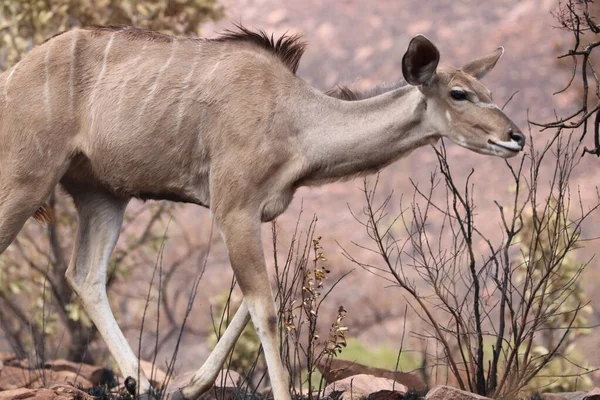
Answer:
0, 25, 524, 399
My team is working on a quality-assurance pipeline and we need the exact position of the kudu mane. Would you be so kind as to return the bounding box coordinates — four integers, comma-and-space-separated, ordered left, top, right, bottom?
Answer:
45, 24, 307, 74
325, 81, 408, 101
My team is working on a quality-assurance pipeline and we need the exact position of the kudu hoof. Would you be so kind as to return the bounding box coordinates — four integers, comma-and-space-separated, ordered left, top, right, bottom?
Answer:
124, 376, 161, 400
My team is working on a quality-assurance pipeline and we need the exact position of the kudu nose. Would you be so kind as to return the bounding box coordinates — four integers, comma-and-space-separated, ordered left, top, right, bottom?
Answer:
509, 129, 526, 149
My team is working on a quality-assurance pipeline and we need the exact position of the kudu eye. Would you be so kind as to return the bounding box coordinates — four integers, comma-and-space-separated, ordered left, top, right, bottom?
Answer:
450, 89, 468, 101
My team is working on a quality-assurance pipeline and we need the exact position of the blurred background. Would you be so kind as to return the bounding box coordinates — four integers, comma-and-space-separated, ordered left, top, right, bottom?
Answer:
1, 0, 598, 397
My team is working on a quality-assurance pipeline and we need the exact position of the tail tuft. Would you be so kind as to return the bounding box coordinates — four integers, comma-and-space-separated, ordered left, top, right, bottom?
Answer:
33, 203, 52, 224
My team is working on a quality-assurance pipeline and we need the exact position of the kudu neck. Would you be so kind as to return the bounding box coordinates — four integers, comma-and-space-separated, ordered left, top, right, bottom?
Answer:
295, 83, 439, 184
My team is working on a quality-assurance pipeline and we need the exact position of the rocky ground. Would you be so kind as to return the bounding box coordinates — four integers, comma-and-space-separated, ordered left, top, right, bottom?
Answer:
1, 353, 599, 400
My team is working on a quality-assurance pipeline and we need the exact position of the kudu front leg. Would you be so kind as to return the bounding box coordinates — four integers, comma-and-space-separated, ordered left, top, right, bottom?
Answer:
64, 190, 152, 396
180, 213, 290, 400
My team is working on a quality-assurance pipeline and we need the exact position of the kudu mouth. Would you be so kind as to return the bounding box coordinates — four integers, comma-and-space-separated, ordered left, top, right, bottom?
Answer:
487, 138, 522, 152
487, 128, 526, 155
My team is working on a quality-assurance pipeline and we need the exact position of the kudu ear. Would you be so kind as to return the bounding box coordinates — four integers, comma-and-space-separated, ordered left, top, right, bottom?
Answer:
461, 47, 504, 80
402, 35, 440, 86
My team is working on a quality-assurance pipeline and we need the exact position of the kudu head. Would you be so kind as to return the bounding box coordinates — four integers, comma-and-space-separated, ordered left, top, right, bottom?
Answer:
402, 35, 525, 158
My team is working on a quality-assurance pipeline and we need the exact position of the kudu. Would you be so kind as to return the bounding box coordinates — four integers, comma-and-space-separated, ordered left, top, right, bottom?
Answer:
0, 25, 525, 399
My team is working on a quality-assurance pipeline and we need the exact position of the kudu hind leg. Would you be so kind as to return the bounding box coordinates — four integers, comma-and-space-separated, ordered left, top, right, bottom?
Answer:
0, 197, 36, 253
64, 189, 152, 395
175, 301, 250, 398
0, 174, 62, 254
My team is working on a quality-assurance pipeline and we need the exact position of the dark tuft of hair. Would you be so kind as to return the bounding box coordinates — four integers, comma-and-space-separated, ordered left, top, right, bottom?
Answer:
216, 23, 306, 74
33, 203, 52, 224
325, 85, 360, 101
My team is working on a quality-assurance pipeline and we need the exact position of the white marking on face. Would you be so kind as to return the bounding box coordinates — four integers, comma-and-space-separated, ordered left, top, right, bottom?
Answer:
491, 139, 521, 151
68, 30, 79, 117
44, 42, 53, 121
89, 33, 116, 132
445, 110, 452, 123
487, 142, 500, 155
476, 101, 500, 110
174, 57, 199, 135
139, 40, 178, 118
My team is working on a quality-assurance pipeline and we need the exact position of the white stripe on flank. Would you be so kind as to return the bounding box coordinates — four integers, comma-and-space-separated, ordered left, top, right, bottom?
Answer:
196, 60, 220, 141
174, 57, 199, 135
44, 42, 53, 121
205, 60, 221, 80
89, 33, 116, 132
3, 64, 17, 103
34, 136, 43, 156
68, 30, 79, 117
138, 40, 178, 118
115, 44, 147, 123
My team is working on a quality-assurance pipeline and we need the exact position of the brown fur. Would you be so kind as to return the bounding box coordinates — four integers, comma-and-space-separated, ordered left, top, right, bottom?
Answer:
86, 25, 177, 42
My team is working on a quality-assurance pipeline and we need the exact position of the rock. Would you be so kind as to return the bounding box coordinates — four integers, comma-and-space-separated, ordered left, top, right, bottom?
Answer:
0, 359, 99, 391
317, 358, 427, 391
551, 392, 594, 400
0, 388, 36, 400
0, 352, 17, 363
324, 374, 408, 400
199, 387, 251, 400
32, 389, 57, 400
50, 384, 95, 399
214, 370, 243, 387
541, 394, 568, 400
425, 386, 492, 400
165, 370, 194, 394
0, 365, 36, 390
139, 359, 170, 387
44, 360, 116, 388
586, 388, 600, 400
0, 385, 94, 400
367, 390, 406, 400
29, 369, 94, 389
542, 389, 600, 400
